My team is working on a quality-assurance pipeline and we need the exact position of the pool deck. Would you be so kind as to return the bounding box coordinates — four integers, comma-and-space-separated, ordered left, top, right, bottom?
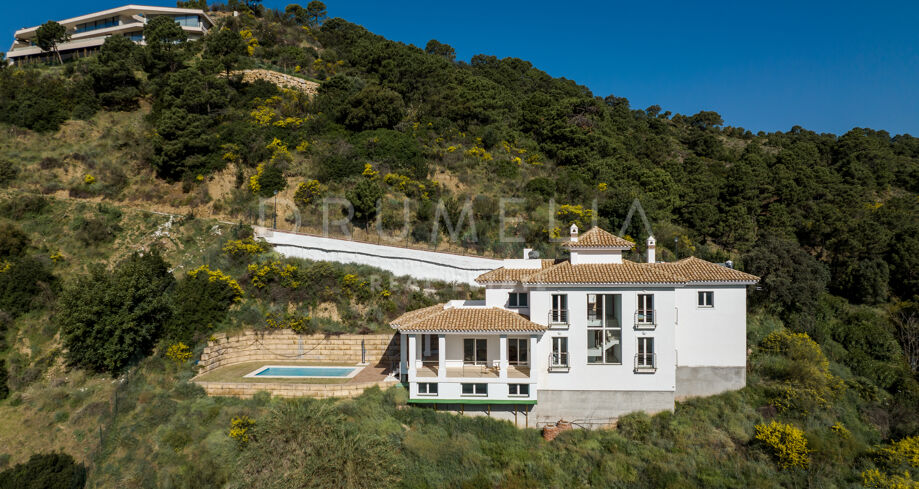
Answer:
192, 360, 391, 385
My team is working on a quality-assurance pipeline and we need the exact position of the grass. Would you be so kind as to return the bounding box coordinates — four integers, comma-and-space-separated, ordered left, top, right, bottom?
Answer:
192, 361, 355, 384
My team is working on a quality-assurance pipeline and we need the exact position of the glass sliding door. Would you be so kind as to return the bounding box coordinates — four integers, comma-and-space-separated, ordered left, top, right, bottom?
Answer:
587, 294, 622, 364
463, 338, 487, 365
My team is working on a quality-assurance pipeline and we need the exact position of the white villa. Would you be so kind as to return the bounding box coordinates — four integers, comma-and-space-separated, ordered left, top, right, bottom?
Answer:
392, 225, 759, 427
7, 5, 214, 65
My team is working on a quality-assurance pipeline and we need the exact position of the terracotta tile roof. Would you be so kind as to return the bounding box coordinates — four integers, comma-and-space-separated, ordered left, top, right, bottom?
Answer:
524, 260, 683, 284
654, 256, 760, 283
474, 259, 556, 284
391, 304, 546, 333
564, 227, 635, 249
523, 257, 759, 285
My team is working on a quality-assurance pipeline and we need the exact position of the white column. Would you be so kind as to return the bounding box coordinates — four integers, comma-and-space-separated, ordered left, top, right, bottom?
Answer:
407, 334, 417, 379
438, 334, 446, 379
529, 335, 539, 378
400, 333, 407, 379
424, 334, 431, 357
499, 334, 508, 379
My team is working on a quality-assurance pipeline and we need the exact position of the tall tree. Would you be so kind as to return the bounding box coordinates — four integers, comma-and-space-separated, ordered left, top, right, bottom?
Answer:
305, 1, 327, 26
143, 15, 188, 75
425, 39, 455, 61
34, 21, 69, 64
204, 28, 247, 78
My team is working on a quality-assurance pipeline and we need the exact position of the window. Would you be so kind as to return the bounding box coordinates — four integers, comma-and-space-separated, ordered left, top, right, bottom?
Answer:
587, 294, 622, 364
508, 338, 528, 365
463, 338, 487, 366
75, 16, 120, 34
550, 337, 569, 370
636, 337, 655, 370
461, 383, 487, 396
125, 32, 144, 42
173, 14, 200, 27
508, 292, 528, 308
508, 384, 530, 396
417, 383, 438, 395
636, 294, 655, 326
550, 294, 568, 324
698, 291, 714, 307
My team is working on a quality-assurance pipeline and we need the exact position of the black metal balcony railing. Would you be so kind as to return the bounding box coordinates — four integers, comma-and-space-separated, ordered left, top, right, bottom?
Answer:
548, 352, 570, 372
634, 353, 657, 372
548, 309, 569, 327
634, 310, 656, 329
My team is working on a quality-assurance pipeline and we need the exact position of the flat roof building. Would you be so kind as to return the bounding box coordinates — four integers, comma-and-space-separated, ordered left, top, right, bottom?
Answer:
7, 4, 214, 65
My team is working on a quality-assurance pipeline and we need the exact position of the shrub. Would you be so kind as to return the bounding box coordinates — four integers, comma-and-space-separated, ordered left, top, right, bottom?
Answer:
229, 415, 256, 449
0, 452, 86, 489
0, 160, 18, 187
0, 257, 56, 318
265, 312, 312, 334
222, 238, 269, 258
753, 420, 810, 469
861, 468, 917, 489
0, 359, 8, 400
247, 261, 300, 289
0, 223, 29, 258
167, 266, 243, 341
759, 330, 844, 414
58, 251, 175, 375
293, 179, 323, 208
165, 343, 193, 363
883, 436, 919, 468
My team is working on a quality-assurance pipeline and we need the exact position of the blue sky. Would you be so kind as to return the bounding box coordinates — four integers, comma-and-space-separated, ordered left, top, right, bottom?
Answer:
4, 0, 917, 136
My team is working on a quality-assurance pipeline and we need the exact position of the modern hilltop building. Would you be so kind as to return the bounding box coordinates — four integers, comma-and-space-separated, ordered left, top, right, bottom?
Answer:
6, 5, 213, 65
393, 225, 759, 427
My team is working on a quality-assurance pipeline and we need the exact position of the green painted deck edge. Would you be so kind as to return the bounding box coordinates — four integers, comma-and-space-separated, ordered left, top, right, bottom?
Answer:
408, 399, 537, 405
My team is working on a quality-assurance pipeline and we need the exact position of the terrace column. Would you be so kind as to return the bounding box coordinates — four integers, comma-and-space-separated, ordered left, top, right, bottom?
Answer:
529, 335, 539, 377
499, 334, 508, 379
438, 334, 446, 379
400, 333, 407, 379
424, 334, 431, 357
407, 334, 417, 379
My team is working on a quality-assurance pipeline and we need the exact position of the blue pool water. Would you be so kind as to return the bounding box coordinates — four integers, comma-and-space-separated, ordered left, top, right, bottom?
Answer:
254, 366, 356, 377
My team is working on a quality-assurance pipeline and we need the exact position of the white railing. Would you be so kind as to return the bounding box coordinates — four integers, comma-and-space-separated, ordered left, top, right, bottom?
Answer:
548, 309, 569, 328
548, 352, 569, 372
634, 353, 657, 372
634, 310, 656, 329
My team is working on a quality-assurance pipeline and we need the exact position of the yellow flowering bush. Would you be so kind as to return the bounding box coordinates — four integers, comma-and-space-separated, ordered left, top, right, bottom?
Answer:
223, 238, 269, 258
248, 261, 300, 289
265, 311, 312, 333
597, 182, 608, 192
362, 163, 379, 179
239, 29, 259, 55
83, 174, 96, 185
884, 436, 919, 468
754, 420, 810, 469
862, 469, 918, 489
295, 140, 310, 153
0, 260, 10, 273
830, 422, 851, 439
249, 163, 265, 193
383, 172, 428, 199
464, 146, 493, 162
293, 179, 323, 207
187, 265, 244, 302
760, 330, 844, 414
556, 204, 595, 229
49, 251, 65, 263
229, 415, 255, 449
165, 342, 193, 363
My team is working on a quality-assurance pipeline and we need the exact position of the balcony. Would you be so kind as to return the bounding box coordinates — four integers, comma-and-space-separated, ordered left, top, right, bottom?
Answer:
548, 309, 569, 329
634, 353, 657, 373
548, 352, 569, 372
415, 363, 531, 379
634, 310, 656, 330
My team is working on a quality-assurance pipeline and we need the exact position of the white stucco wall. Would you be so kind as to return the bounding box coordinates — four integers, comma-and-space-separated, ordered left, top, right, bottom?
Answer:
260, 229, 503, 286
529, 287, 677, 393
674, 285, 748, 367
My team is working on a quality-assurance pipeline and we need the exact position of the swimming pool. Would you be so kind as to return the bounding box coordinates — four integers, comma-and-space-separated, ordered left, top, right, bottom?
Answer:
244, 365, 362, 379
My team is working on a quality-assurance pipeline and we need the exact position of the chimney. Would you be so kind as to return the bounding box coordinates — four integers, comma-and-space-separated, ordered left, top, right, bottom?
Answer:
569, 224, 579, 242
522, 248, 533, 259
647, 235, 656, 263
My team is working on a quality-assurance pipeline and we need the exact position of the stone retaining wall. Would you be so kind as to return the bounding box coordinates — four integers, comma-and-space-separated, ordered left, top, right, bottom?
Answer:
197, 331, 399, 376
196, 379, 396, 399
231, 69, 319, 95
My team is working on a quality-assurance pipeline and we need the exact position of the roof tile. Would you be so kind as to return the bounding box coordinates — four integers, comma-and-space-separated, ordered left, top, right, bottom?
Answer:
391, 304, 546, 333
564, 227, 635, 248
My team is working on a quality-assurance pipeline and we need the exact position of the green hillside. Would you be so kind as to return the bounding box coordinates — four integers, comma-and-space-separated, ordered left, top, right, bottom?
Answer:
0, 2, 917, 488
